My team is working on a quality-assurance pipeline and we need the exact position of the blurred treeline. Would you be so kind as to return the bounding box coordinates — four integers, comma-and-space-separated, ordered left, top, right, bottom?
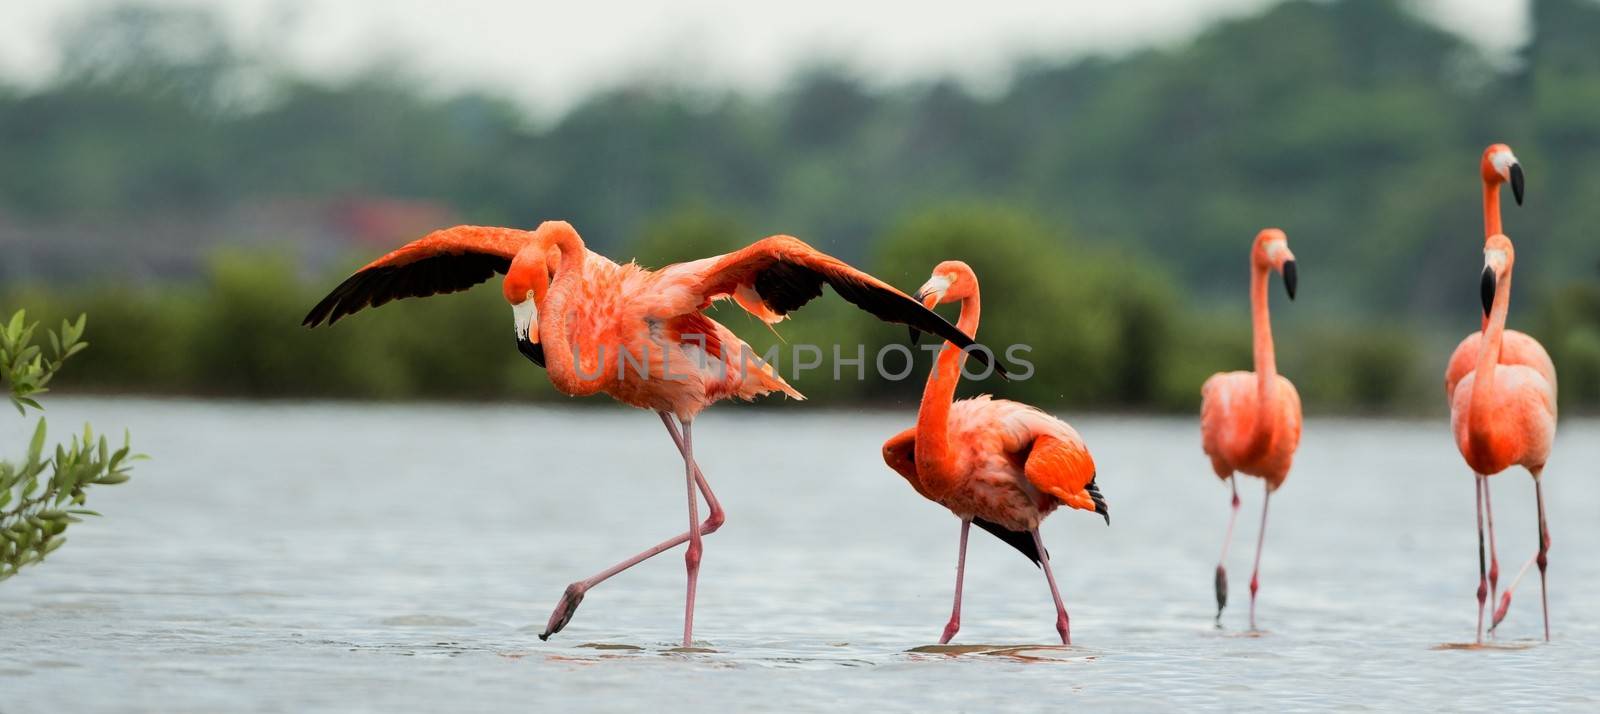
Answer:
3, 0, 1600, 413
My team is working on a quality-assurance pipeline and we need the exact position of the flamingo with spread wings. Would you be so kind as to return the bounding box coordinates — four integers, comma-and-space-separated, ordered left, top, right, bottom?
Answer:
880, 260, 1106, 646
303, 220, 998, 647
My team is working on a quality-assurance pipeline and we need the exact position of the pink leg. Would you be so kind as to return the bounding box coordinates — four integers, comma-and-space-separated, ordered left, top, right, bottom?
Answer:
1488, 470, 1553, 641
1031, 529, 1071, 645
1484, 475, 1501, 613
1535, 472, 1550, 642
680, 419, 702, 648
1475, 474, 1488, 644
1248, 486, 1271, 632
939, 519, 971, 644
539, 412, 723, 642
1215, 475, 1240, 626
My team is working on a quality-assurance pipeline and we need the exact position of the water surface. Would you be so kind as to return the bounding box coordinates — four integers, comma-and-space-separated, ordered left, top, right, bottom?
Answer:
2, 399, 1596, 711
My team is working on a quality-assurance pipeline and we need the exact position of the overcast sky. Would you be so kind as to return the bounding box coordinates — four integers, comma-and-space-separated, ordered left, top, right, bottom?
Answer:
0, 0, 1530, 112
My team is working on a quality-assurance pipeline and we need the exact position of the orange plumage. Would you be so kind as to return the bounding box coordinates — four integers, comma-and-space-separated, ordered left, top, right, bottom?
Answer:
305, 220, 990, 648
880, 260, 1104, 646
1451, 234, 1556, 643
1199, 228, 1302, 631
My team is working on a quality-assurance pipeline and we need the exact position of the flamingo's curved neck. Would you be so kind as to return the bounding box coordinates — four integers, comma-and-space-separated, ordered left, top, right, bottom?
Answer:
540, 224, 605, 396
1483, 179, 1503, 241
1481, 179, 1501, 332
1248, 261, 1278, 453
915, 284, 980, 499
1470, 263, 1512, 440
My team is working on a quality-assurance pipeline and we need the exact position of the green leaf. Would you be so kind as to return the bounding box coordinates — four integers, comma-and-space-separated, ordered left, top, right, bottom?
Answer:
28, 417, 47, 463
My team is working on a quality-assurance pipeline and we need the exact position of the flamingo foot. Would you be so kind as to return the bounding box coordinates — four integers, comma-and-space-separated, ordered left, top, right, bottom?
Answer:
1056, 612, 1071, 646
1490, 590, 1512, 632
540, 583, 588, 641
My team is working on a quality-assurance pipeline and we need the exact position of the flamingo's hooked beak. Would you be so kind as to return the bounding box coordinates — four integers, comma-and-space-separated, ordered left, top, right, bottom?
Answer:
1492, 149, 1524, 206
1282, 260, 1298, 301
512, 297, 544, 366
913, 275, 951, 310
1481, 266, 1496, 318
512, 296, 538, 343
516, 337, 546, 367
910, 275, 951, 346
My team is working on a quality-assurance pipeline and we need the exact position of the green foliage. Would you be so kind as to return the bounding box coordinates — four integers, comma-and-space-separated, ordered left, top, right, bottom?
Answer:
872, 204, 1182, 406
1, 311, 87, 414
1537, 282, 1600, 411
0, 310, 138, 581
627, 204, 750, 268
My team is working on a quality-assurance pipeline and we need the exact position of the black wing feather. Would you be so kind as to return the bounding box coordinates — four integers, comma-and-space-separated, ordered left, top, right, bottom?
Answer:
973, 518, 1043, 567
303, 252, 511, 327
748, 261, 1006, 377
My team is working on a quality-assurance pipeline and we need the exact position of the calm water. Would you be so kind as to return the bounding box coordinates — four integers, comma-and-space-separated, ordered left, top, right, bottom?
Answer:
1, 398, 1596, 711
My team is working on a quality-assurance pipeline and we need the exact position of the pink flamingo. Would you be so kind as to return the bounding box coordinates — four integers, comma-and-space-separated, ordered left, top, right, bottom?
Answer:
880, 261, 1106, 646
1443, 144, 1555, 624
1200, 228, 1301, 630
1452, 234, 1557, 643
304, 221, 997, 647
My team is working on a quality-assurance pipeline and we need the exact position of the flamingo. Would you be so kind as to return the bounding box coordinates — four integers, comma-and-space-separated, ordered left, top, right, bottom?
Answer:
879, 260, 1107, 646
1452, 234, 1556, 643
1200, 228, 1301, 631
1443, 144, 1555, 625
302, 221, 1001, 647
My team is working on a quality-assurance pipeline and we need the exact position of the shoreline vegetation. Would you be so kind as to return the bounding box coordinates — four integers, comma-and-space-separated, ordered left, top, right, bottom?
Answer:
2, 0, 1599, 413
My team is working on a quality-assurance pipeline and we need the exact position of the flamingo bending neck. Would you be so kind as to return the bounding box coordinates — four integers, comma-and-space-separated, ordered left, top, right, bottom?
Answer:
1247, 258, 1279, 454
537, 222, 605, 396
915, 269, 981, 499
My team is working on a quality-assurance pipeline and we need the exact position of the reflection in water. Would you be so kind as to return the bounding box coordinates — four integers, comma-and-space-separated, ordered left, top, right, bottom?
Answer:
0, 399, 1596, 710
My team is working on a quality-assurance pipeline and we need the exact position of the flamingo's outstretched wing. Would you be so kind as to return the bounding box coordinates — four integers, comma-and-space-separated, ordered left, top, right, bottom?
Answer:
1023, 433, 1107, 524
668, 235, 1004, 375
303, 226, 537, 327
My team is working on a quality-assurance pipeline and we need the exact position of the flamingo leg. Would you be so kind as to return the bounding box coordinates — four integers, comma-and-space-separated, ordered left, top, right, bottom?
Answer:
678, 419, 704, 648
1031, 529, 1071, 645
1489, 470, 1553, 641
939, 519, 971, 644
538, 412, 723, 642
1475, 473, 1488, 644
1248, 486, 1271, 632
1484, 474, 1501, 613
1215, 475, 1241, 627
1536, 471, 1550, 642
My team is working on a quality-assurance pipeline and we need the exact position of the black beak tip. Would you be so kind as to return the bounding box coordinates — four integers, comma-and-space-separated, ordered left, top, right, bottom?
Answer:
1282, 260, 1298, 301
516, 336, 546, 368
1480, 267, 1496, 318
908, 326, 922, 346
1510, 163, 1525, 206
